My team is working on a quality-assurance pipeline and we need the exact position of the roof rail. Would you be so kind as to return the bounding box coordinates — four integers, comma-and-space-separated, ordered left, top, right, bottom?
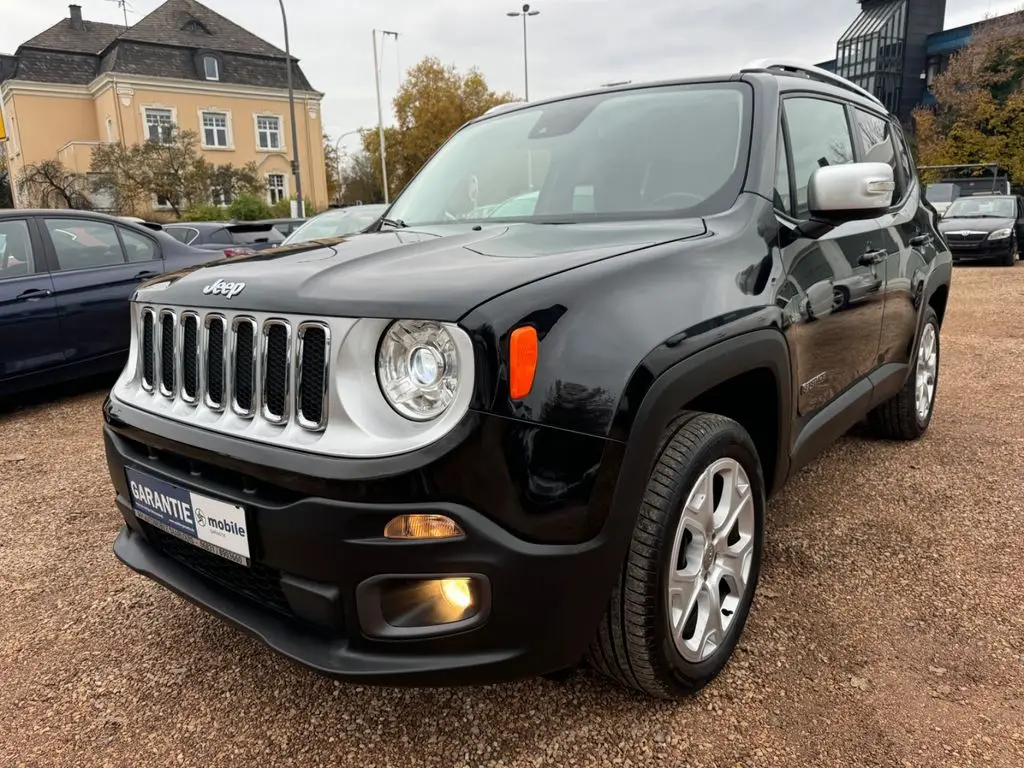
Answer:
740, 58, 885, 109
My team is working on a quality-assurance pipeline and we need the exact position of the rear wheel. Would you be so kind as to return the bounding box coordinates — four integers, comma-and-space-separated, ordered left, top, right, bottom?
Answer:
867, 306, 940, 440
587, 412, 765, 699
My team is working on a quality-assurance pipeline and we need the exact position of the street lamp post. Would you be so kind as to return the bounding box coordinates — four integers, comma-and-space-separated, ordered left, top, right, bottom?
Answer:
333, 129, 361, 206
372, 29, 399, 205
506, 4, 540, 102
278, 0, 304, 218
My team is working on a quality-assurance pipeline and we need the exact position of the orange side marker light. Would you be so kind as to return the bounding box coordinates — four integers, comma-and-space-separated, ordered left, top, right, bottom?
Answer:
509, 326, 538, 400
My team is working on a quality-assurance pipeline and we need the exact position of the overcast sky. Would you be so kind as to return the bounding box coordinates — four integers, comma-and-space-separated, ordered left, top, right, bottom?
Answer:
3, 0, 1021, 155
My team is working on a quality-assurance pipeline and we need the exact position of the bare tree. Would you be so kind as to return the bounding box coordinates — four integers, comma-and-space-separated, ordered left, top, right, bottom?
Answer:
18, 160, 92, 209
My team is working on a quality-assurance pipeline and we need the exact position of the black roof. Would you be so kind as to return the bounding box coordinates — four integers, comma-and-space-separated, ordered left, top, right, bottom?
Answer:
2, 0, 316, 92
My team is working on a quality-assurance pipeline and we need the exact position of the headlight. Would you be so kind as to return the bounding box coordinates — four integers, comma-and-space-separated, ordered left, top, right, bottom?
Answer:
377, 320, 460, 421
989, 228, 1012, 240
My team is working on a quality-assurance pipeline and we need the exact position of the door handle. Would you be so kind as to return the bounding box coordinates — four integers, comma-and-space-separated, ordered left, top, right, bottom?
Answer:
134, 270, 158, 279
16, 288, 52, 301
910, 233, 933, 248
859, 249, 887, 266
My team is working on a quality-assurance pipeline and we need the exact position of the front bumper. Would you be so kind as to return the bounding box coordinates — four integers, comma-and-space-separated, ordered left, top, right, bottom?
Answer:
947, 239, 1014, 262
103, 399, 627, 686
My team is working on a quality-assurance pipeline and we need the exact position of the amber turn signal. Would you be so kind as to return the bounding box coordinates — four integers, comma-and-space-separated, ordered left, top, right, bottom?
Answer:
509, 325, 538, 400
383, 514, 465, 540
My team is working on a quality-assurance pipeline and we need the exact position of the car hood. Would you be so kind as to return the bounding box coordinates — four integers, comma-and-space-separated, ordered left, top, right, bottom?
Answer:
938, 216, 1015, 234
135, 220, 708, 321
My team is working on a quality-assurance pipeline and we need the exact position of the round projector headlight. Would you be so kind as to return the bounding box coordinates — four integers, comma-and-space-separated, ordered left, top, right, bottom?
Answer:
377, 320, 460, 421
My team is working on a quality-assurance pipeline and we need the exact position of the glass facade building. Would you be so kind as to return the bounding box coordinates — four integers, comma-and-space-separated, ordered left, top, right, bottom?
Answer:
834, 0, 908, 115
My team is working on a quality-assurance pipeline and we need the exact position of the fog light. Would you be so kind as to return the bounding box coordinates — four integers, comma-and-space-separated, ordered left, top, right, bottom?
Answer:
439, 577, 473, 609
384, 514, 464, 540
379, 577, 481, 628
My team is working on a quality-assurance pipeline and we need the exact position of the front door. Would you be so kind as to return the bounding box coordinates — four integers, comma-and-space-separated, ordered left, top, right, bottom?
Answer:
775, 95, 886, 417
0, 217, 64, 386
39, 216, 157, 366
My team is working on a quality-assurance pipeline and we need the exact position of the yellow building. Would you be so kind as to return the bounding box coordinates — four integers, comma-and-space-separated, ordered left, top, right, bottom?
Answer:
0, 1, 327, 213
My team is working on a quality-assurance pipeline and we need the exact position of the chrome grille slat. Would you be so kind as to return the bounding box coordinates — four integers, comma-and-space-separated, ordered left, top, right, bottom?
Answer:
203, 314, 227, 410
133, 305, 332, 434
180, 312, 200, 404
140, 309, 156, 392
296, 323, 330, 431
261, 320, 291, 423
158, 309, 176, 398
231, 316, 258, 418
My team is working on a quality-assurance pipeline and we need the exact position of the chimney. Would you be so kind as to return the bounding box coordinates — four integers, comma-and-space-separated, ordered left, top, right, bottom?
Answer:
69, 5, 83, 30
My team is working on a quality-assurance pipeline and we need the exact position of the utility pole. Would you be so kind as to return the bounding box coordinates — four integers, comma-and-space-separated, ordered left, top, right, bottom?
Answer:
506, 4, 540, 101
279, 0, 304, 218
372, 29, 399, 205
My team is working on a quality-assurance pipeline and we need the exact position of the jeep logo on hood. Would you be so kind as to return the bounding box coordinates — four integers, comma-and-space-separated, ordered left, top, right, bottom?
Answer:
202, 279, 246, 299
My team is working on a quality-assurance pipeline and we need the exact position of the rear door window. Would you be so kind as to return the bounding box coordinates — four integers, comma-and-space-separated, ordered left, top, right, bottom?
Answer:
43, 218, 126, 272
208, 228, 233, 245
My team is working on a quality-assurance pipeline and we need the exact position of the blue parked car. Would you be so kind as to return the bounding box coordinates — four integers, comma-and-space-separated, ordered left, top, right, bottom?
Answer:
0, 209, 221, 397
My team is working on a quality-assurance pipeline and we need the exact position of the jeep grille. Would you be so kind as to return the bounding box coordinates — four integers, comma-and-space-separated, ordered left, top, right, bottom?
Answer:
136, 306, 330, 432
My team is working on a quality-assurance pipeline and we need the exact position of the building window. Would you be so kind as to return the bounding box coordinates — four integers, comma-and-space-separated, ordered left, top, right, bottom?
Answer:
202, 111, 229, 148
212, 187, 232, 206
256, 116, 282, 150
203, 55, 219, 81
144, 108, 174, 143
834, 0, 908, 115
267, 174, 286, 204
106, 117, 115, 142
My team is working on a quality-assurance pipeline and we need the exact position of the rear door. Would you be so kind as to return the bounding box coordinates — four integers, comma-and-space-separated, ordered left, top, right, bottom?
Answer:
0, 216, 64, 385
41, 216, 161, 365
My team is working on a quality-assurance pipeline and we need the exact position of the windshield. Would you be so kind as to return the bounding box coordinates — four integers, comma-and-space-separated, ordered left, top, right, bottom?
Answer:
385, 83, 751, 227
283, 206, 387, 244
944, 196, 1016, 219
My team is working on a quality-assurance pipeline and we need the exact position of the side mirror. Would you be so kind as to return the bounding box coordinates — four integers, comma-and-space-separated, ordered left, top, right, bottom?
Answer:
808, 162, 895, 223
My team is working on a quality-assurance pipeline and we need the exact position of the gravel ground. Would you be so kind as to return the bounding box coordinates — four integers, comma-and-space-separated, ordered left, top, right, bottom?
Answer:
2, 264, 1023, 768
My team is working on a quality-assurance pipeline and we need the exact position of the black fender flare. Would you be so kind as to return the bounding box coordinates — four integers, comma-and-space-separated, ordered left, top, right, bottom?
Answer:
594, 329, 793, 577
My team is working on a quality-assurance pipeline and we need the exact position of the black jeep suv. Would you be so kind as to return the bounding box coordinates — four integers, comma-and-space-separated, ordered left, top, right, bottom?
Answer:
102, 60, 952, 700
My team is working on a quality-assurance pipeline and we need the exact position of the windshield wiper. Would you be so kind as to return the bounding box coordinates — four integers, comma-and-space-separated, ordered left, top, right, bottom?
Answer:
379, 217, 408, 229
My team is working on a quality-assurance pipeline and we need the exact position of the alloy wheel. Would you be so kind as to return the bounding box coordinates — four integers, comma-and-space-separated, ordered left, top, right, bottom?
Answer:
915, 322, 938, 422
666, 458, 756, 663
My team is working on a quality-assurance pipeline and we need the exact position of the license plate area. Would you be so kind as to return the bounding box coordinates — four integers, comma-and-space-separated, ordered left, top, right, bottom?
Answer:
125, 467, 251, 566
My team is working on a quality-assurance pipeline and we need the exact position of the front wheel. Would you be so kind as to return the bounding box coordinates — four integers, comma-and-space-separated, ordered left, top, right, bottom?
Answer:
587, 412, 766, 699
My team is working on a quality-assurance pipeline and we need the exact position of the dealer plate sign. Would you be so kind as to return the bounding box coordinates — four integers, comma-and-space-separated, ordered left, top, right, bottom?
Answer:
125, 467, 251, 565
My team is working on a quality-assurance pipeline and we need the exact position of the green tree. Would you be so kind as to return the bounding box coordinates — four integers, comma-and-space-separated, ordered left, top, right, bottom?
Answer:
147, 128, 212, 216
90, 141, 152, 216
323, 133, 342, 205
0, 148, 12, 208
339, 150, 384, 206
228, 193, 273, 221
360, 57, 517, 197
210, 162, 265, 205
913, 10, 1024, 183
17, 159, 92, 209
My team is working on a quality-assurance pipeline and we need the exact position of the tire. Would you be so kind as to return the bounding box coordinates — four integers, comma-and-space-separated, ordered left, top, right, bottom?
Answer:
587, 412, 766, 699
1000, 234, 1017, 267
867, 305, 940, 440
832, 285, 850, 311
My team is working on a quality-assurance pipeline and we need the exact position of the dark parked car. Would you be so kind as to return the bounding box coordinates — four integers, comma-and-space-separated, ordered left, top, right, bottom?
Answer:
0, 209, 220, 397
281, 205, 387, 245
102, 59, 951, 699
937, 193, 1024, 266
162, 221, 285, 258
255, 217, 306, 238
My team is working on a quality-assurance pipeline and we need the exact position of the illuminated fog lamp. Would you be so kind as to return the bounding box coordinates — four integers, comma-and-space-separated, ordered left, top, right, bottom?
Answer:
383, 514, 464, 540
378, 576, 482, 628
